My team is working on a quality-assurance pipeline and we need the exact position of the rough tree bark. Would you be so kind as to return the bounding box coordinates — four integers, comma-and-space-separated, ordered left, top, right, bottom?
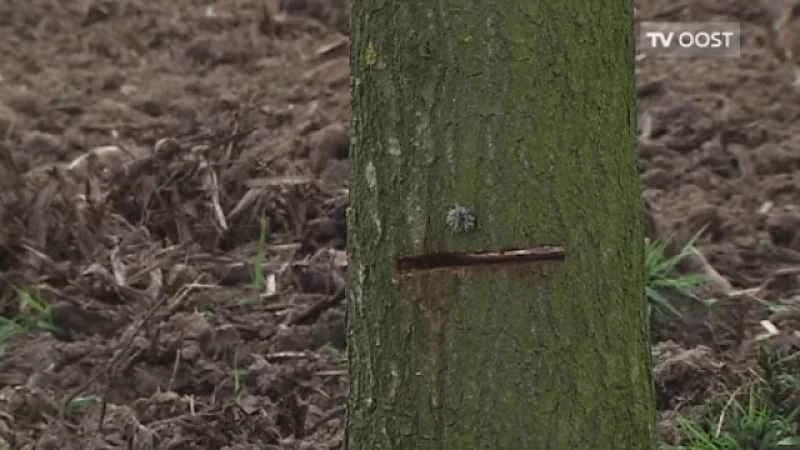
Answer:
346, 0, 658, 448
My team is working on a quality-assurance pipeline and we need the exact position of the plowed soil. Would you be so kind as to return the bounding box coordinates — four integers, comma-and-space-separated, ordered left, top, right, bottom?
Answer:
1, 0, 799, 448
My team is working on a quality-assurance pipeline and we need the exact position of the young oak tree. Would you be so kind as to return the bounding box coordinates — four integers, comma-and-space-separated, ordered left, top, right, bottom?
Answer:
345, 1, 658, 448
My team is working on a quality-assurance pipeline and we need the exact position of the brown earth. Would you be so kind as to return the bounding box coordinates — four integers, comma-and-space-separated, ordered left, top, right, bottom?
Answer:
1, 0, 799, 448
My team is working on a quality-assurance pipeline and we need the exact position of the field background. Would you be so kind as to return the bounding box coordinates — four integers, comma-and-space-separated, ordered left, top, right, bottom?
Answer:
1, 0, 799, 448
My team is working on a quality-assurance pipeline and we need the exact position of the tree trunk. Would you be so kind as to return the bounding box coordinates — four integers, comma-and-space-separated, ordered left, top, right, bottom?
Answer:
346, 0, 658, 448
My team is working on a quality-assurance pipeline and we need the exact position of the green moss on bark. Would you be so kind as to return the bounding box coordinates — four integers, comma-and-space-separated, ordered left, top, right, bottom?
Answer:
346, 0, 657, 448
